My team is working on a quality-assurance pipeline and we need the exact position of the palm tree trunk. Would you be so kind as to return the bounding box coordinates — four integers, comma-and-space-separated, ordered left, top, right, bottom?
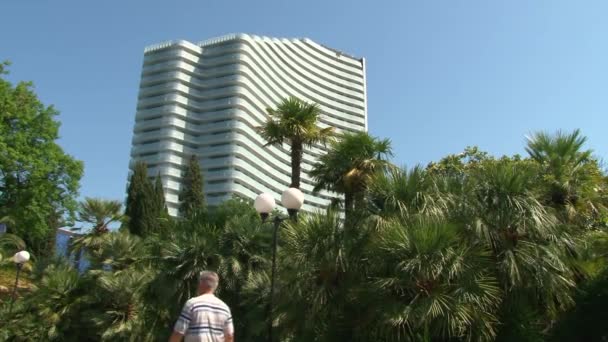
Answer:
290, 142, 303, 189
354, 190, 365, 213
344, 192, 354, 222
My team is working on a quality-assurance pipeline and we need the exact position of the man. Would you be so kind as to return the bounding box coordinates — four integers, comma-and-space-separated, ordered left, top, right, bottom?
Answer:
169, 271, 234, 342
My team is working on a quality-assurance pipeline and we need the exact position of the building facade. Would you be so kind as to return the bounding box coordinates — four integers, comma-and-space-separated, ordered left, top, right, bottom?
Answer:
129, 34, 367, 216
55, 228, 89, 273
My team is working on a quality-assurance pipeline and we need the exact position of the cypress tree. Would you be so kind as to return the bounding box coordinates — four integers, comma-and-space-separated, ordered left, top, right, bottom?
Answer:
179, 155, 205, 218
125, 161, 156, 236
154, 173, 168, 215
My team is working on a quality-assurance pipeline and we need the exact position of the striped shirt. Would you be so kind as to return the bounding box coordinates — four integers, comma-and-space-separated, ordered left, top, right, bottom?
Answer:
174, 294, 234, 342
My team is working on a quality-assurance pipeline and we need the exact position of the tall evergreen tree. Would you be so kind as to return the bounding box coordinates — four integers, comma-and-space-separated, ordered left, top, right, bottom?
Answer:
154, 173, 167, 215
179, 155, 205, 218
125, 161, 158, 236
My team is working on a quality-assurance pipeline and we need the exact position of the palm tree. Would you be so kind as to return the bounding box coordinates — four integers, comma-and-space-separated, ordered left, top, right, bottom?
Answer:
573, 230, 608, 278
369, 165, 450, 224
425, 153, 579, 338
1, 261, 87, 341
266, 210, 373, 341
468, 162, 560, 254
461, 160, 577, 336
146, 208, 270, 341
72, 198, 123, 256
78, 198, 123, 235
259, 97, 334, 189
87, 269, 156, 341
525, 129, 602, 217
527, 129, 608, 232
217, 214, 271, 340
217, 214, 270, 293
370, 219, 501, 341
310, 132, 393, 218
146, 213, 224, 324
86, 231, 146, 271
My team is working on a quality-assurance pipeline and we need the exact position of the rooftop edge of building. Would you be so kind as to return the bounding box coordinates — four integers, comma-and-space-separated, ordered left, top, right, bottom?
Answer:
143, 33, 363, 63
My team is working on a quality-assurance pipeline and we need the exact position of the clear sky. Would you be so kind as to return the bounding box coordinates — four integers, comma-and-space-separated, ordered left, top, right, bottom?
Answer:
2, 0, 607, 201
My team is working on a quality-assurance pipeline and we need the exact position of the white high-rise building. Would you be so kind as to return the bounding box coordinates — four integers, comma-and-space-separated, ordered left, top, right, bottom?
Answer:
129, 34, 367, 216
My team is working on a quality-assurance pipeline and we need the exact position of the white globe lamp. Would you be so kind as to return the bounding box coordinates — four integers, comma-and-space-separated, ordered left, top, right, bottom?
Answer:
254, 193, 276, 221
13, 250, 30, 264
282, 188, 304, 219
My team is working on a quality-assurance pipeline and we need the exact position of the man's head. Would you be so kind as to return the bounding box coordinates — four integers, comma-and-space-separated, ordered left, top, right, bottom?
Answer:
198, 271, 219, 294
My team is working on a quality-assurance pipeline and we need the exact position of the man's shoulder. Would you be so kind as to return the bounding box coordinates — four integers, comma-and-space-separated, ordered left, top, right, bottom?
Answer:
207, 295, 231, 311
189, 294, 230, 309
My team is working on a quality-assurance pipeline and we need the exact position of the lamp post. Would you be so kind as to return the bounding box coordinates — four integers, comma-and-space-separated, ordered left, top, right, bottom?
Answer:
9, 250, 30, 313
254, 188, 304, 342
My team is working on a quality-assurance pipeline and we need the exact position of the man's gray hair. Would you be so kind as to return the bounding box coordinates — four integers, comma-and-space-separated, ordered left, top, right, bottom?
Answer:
199, 271, 219, 290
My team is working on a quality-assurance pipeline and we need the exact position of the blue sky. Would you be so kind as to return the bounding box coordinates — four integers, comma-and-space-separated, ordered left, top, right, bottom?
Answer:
2, 0, 607, 201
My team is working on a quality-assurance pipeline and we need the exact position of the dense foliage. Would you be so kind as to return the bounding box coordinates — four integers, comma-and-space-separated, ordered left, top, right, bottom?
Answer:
1, 81, 607, 342
0, 62, 83, 255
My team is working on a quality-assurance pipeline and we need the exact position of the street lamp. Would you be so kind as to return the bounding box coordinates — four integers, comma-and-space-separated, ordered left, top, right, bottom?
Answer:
281, 188, 305, 220
254, 188, 304, 342
254, 193, 276, 222
9, 250, 30, 313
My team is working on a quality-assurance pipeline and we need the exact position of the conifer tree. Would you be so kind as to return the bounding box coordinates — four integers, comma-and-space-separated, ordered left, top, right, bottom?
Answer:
125, 161, 156, 236
154, 173, 168, 215
179, 155, 205, 218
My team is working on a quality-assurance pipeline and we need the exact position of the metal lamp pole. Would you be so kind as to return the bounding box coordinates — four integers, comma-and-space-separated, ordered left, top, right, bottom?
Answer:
267, 215, 283, 342
255, 189, 303, 342
9, 250, 30, 313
